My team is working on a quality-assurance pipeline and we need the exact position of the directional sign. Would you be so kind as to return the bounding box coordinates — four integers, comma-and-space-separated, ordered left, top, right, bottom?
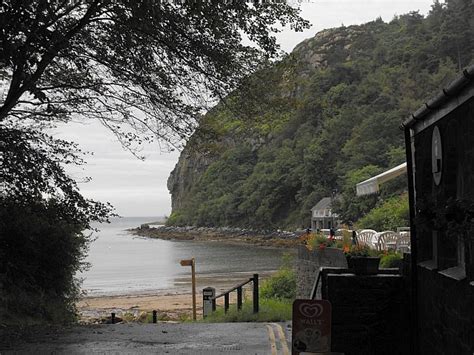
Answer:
180, 259, 193, 266
179, 258, 196, 320
292, 299, 332, 354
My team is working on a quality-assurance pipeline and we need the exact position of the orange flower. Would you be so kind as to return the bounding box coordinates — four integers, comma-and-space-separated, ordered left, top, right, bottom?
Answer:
343, 245, 350, 253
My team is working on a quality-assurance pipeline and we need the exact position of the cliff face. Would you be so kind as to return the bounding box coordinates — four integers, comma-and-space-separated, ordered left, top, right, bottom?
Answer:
167, 7, 473, 229
167, 145, 214, 211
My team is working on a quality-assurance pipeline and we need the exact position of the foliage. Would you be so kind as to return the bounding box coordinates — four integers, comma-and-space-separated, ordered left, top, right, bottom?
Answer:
201, 298, 292, 323
0, 1, 309, 324
357, 194, 409, 231
332, 165, 381, 225
261, 254, 296, 300
169, 1, 474, 229
166, 211, 187, 227
305, 233, 336, 251
1, 0, 309, 227
0, 196, 91, 324
0, 0, 309, 148
0, 127, 113, 228
416, 197, 474, 241
344, 244, 371, 257
380, 252, 403, 268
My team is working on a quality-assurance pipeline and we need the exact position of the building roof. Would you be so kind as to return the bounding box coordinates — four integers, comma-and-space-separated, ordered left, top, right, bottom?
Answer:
311, 197, 332, 211
401, 64, 474, 130
356, 162, 407, 196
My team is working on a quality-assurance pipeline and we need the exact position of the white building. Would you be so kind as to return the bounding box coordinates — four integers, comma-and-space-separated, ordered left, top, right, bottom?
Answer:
310, 197, 339, 231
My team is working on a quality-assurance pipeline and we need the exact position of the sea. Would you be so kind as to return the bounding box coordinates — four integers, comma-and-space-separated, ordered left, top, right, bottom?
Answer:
79, 217, 287, 297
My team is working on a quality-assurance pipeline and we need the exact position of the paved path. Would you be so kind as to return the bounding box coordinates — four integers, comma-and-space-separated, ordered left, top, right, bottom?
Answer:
0, 322, 292, 354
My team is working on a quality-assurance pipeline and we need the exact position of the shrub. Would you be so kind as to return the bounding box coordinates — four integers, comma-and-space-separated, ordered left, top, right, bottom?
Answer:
166, 211, 187, 226
0, 197, 91, 324
357, 194, 409, 231
306, 233, 336, 251
260, 254, 296, 300
380, 252, 403, 268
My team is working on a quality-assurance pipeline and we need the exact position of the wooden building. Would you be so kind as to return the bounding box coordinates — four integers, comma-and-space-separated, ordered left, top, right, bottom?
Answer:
402, 64, 474, 354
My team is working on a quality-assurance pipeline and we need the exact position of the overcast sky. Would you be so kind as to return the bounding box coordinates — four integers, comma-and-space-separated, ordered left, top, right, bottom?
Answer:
58, 0, 435, 217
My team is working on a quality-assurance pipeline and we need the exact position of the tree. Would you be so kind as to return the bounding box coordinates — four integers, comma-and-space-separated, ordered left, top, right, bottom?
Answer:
0, 0, 309, 148
0, 1, 309, 323
0, 0, 310, 219
0, 0, 309, 211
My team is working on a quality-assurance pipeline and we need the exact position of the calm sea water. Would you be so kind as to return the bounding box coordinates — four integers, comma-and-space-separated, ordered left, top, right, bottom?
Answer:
80, 217, 287, 296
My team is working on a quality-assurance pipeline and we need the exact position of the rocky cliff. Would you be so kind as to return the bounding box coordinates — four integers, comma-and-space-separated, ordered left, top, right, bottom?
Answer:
166, 6, 473, 229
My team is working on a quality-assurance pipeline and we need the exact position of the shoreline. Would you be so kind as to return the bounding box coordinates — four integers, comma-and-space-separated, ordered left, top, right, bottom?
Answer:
78, 285, 258, 323
78, 271, 278, 323
129, 225, 302, 248
77, 292, 200, 323
77, 225, 299, 323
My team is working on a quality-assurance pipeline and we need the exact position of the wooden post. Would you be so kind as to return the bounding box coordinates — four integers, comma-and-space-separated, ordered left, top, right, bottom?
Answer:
152, 310, 157, 323
191, 258, 197, 321
180, 258, 197, 321
111, 312, 116, 324
253, 274, 259, 314
212, 298, 216, 311
237, 287, 243, 310
224, 293, 229, 313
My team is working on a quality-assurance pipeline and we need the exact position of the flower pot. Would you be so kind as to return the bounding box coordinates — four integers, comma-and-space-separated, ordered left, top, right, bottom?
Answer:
346, 256, 380, 275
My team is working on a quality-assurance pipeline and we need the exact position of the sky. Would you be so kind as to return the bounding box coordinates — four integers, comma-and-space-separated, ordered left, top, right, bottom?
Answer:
58, 0, 435, 217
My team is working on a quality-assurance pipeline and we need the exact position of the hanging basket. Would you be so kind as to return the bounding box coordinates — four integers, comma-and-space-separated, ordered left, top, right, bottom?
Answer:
346, 256, 380, 275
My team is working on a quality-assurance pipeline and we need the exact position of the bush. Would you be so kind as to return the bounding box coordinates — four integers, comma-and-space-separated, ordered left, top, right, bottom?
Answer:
306, 233, 336, 250
357, 194, 409, 231
166, 211, 188, 226
261, 269, 296, 300
0, 197, 91, 324
260, 254, 296, 300
380, 252, 403, 268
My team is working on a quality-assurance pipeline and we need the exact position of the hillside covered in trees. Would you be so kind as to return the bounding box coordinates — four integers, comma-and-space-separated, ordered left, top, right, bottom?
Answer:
167, 0, 474, 230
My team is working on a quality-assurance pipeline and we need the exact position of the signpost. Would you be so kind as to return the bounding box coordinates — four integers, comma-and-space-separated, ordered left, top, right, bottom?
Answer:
292, 299, 332, 355
180, 258, 197, 320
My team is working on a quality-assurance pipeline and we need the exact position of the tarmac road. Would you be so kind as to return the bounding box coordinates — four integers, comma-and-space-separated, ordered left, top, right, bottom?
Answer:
0, 322, 291, 355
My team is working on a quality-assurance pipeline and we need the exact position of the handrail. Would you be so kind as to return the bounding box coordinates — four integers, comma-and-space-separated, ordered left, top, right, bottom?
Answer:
213, 278, 253, 300
206, 274, 259, 315
310, 268, 323, 299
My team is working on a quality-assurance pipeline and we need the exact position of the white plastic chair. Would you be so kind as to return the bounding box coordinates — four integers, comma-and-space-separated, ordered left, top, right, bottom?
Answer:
374, 231, 398, 251
356, 229, 377, 248
396, 235, 411, 253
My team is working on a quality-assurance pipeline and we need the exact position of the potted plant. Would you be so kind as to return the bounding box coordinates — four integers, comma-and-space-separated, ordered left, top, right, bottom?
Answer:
344, 244, 380, 275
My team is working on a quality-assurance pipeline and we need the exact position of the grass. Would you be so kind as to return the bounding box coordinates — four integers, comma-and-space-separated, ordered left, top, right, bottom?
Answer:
200, 298, 292, 323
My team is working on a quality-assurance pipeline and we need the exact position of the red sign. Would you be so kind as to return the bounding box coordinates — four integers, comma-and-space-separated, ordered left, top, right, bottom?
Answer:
292, 299, 331, 354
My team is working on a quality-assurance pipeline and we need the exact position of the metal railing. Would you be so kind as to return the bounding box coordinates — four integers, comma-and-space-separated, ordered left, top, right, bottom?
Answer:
211, 273, 259, 314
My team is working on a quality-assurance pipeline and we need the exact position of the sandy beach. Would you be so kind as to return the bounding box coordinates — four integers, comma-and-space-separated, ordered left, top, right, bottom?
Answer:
78, 292, 199, 322
77, 272, 266, 323
75, 219, 287, 323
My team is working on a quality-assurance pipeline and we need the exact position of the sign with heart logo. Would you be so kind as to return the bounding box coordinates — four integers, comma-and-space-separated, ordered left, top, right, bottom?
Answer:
292, 299, 331, 354
299, 302, 324, 318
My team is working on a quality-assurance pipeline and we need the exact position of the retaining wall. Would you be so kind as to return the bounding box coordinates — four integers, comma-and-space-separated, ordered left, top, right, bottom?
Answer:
296, 245, 347, 298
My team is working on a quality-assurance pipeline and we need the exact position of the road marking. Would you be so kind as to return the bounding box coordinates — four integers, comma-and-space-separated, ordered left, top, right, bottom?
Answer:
272, 323, 290, 355
266, 324, 278, 355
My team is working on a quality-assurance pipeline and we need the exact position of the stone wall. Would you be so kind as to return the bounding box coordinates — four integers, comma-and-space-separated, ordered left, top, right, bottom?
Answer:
296, 245, 347, 298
